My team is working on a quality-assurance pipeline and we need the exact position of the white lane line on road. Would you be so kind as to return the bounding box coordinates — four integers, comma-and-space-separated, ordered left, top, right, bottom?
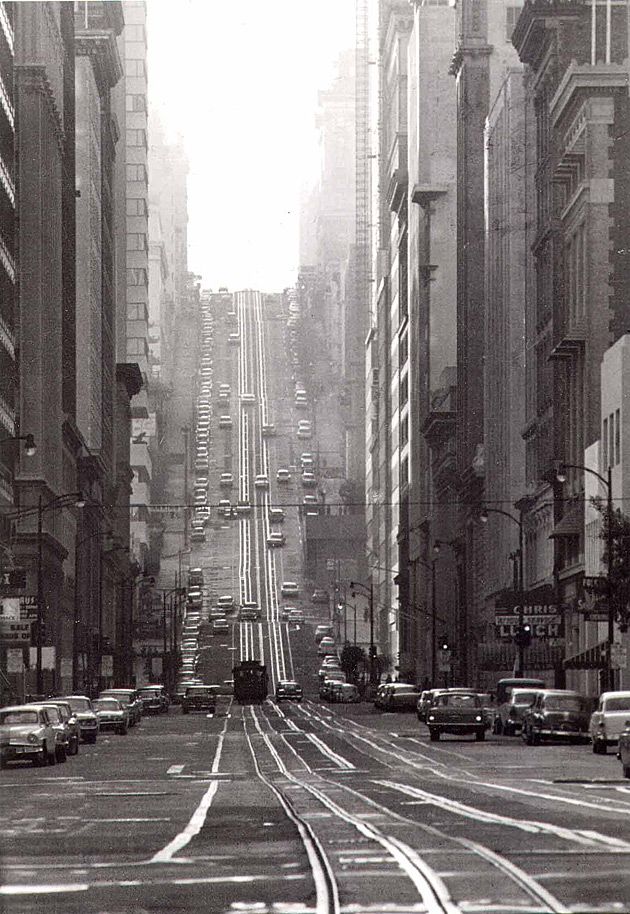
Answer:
305, 733, 355, 770
167, 765, 184, 775
150, 717, 228, 863
376, 780, 630, 849
0, 884, 89, 896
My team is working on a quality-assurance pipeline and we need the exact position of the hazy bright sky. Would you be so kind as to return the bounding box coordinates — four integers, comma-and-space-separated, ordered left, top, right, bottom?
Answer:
147, 0, 355, 292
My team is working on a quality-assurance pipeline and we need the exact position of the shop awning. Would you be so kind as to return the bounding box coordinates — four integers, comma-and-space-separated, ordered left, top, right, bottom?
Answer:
563, 640, 607, 670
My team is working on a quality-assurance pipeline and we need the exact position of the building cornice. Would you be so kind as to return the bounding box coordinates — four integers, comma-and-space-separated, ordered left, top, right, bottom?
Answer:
550, 62, 628, 125
511, 0, 583, 66
75, 30, 123, 91
449, 43, 492, 77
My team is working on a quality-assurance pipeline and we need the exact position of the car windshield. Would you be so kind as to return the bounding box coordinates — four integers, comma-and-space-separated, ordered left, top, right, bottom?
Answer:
436, 692, 479, 707
93, 699, 120, 711
544, 695, 584, 711
0, 710, 39, 724
605, 696, 630, 712
187, 687, 214, 697
393, 686, 416, 694
512, 691, 538, 704
139, 689, 161, 697
102, 693, 131, 705
65, 697, 92, 712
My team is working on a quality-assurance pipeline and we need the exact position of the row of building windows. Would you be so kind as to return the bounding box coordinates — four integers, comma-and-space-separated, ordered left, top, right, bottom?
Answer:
602, 408, 621, 469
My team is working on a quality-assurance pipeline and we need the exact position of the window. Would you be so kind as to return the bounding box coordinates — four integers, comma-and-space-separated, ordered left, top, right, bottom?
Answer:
127, 302, 147, 321
126, 198, 147, 217
609, 412, 615, 471
400, 372, 408, 407
400, 413, 409, 448
506, 4, 524, 40
127, 267, 147, 286
126, 129, 147, 148
125, 58, 146, 78
127, 233, 147, 252
126, 93, 146, 113
126, 163, 147, 183
603, 417, 609, 469
400, 455, 409, 489
615, 409, 621, 465
399, 331, 408, 369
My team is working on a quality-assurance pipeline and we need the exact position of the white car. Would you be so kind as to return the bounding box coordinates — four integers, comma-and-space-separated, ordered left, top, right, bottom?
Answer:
591, 691, 630, 753
218, 415, 233, 429
254, 474, 269, 489
300, 453, 314, 468
276, 468, 291, 483
262, 423, 276, 436
301, 472, 316, 487
228, 333, 240, 345
267, 532, 286, 548
240, 392, 256, 405
269, 507, 284, 523
220, 473, 234, 488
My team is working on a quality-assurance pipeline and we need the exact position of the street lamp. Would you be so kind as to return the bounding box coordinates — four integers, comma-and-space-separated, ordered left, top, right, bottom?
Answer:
557, 461, 615, 690
479, 506, 525, 676
36, 491, 85, 694
350, 579, 375, 683
0, 433, 37, 457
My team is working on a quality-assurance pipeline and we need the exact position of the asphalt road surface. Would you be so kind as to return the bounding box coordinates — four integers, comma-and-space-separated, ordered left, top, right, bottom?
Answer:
3, 294, 630, 913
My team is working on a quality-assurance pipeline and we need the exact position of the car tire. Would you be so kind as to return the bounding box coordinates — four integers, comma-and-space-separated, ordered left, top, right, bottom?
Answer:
593, 741, 607, 755
623, 764, 630, 779
47, 747, 56, 765
0, 756, 7, 769
84, 733, 97, 744
56, 745, 67, 763
117, 725, 128, 735
71, 737, 79, 756
493, 717, 503, 735
182, 707, 189, 714
475, 729, 485, 742
429, 729, 440, 741
525, 725, 534, 745
33, 752, 46, 767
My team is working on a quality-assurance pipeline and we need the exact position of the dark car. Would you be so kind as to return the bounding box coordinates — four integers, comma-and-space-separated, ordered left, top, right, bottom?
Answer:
426, 690, 486, 741
311, 589, 329, 605
138, 686, 169, 714
181, 685, 218, 714
617, 719, 630, 777
275, 680, 303, 702
521, 689, 590, 745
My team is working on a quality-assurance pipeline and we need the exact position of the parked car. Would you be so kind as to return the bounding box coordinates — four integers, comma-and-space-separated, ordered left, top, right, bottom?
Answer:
288, 608, 305, 623
267, 532, 286, 547
318, 636, 336, 655
276, 468, 291, 483
416, 689, 439, 722
92, 698, 129, 735
328, 682, 360, 704
217, 594, 235, 610
0, 704, 57, 767
43, 700, 80, 756
99, 689, 142, 726
60, 695, 100, 743
521, 689, 590, 745
38, 702, 72, 762
212, 618, 230, 634
281, 581, 299, 597
426, 690, 486, 741
591, 690, 630, 754
269, 507, 285, 523
181, 685, 218, 714
379, 683, 421, 712
494, 677, 545, 734
502, 688, 541, 736
315, 624, 334, 643
617, 719, 630, 777
254, 474, 269, 489
275, 680, 303, 702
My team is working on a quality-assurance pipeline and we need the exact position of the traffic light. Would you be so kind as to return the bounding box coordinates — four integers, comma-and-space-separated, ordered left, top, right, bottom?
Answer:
440, 638, 450, 652
514, 624, 532, 648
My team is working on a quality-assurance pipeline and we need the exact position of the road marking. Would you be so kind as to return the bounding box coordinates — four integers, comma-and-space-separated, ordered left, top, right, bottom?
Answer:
0, 884, 89, 896
305, 733, 355, 770
167, 764, 184, 775
150, 717, 228, 863
376, 780, 630, 850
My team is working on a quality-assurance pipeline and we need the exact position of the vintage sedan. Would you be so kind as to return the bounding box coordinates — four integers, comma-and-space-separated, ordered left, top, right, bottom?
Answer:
521, 689, 590, 745
328, 682, 361, 704
92, 698, 129, 735
39, 702, 73, 762
426, 690, 486, 741
502, 688, 541, 736
138, 685, 169, 715
275, 680, 303, 702
44, 700, 80, 756
591, 690, 630, 754
99, 689, 142, 726
381, 683, 422, 712
0, 704, 57, 767
181, 685, 218, 714
60, 695, 100, 743
617, 719, 630, 777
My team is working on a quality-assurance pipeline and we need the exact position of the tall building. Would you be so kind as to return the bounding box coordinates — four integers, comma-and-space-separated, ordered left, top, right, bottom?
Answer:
403, 0, 458, 685
512, 0, 630, 691
366, 0, 413, 674
12, 3, 80, 697
121, 1, 151, 567
449, 0, 523, 683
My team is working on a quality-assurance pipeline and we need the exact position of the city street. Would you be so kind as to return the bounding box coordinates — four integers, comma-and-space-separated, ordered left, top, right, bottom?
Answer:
2, 698, 630, 912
